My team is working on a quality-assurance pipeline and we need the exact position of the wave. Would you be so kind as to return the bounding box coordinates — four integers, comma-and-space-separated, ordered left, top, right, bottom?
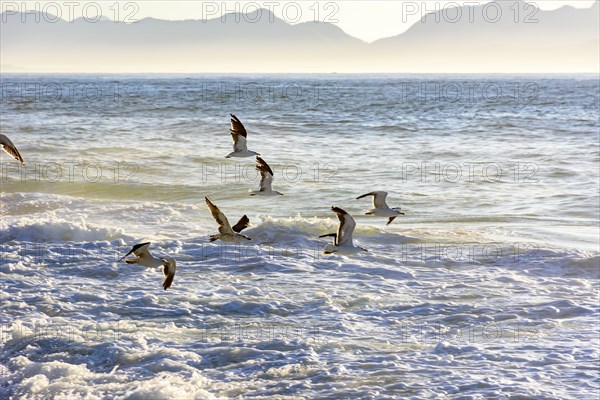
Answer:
1, 218, 131, 243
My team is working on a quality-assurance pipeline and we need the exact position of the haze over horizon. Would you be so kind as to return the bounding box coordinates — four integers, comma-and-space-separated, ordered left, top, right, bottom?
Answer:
1, 0, 598, 73
2, 0, 597, 42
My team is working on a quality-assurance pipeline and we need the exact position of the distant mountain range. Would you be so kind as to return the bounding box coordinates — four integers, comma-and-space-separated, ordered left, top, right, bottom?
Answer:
1, 1, 598, 73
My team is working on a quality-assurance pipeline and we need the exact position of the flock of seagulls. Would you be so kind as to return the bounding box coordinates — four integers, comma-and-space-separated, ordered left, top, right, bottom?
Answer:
1, 114, 406, 291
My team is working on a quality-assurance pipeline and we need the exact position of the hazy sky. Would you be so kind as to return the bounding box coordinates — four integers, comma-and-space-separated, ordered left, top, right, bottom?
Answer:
7, 0, 597, 42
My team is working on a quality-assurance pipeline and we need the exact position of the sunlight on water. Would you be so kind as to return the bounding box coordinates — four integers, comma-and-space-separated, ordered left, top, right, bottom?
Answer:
1, 75, 599, 399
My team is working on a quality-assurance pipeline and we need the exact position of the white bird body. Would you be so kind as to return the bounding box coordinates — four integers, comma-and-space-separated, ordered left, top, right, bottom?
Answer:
249, 156, 283, 196
205, 197, 251, 243
227, 149, 259, 158
119, 242, 177, 290
320, 206, 368, 255
357, 191, 405, 225
366, 207, 401, 218
225, 114, 260, 158
323, 243, 366, 256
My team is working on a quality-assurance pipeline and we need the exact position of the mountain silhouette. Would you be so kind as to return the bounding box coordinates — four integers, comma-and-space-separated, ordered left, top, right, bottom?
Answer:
1, 1, 598, 72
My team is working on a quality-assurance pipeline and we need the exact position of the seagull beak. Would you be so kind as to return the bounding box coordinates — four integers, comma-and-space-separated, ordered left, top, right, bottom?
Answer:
363, 248, 369, 252
400, 212, 406, 215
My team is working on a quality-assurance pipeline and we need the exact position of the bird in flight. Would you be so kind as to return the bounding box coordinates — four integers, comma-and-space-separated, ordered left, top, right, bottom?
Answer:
119, 242, 177, 290
250, 156, 284, 196
320, 206, 368, 255
225, 114, 260, 158
205, 197, 251, 242
357, 191, 405, 225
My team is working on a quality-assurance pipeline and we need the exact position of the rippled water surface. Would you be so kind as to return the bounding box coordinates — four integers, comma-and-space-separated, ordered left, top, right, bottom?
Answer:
1, 74, 599, 399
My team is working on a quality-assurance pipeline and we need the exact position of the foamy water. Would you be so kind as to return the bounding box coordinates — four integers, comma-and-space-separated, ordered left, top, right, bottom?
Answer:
1, 74, 599, 399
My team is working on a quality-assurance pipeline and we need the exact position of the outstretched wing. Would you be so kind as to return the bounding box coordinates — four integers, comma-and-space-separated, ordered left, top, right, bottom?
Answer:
0, 134, 24, 164
230, 114, 248, 152
205, 197, 233, 234
232, 215, 250, 233
119, 242, 151, 261
332, 206, 356, 247
357, 191, 388, 209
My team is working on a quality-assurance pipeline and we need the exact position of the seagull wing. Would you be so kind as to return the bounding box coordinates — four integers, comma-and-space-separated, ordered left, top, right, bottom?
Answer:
119, 242, 151, 261
232, 215, 250, 233
205, 197, 233, 234
230, 114, 248, 152
0, 134, 24, 164
162, 259, 176, 290
372, 191, 389, 208
357, 191, 388, 209
332, 206, 356, 247
256, 156, 274, 192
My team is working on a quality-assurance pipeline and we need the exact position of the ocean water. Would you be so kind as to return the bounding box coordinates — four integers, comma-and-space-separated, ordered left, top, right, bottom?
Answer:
1, 74, 599, 399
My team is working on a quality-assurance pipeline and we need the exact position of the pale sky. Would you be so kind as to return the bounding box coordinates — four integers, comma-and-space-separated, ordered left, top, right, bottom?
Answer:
6, 0, 598, 42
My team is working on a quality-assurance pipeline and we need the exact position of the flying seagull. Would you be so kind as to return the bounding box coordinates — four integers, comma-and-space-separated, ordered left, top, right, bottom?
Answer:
320, 206, 368, 255
205, 197, 251, 242
0, 134, 24, 165
119, 242, 177, 290
225, 114, 260, 158
250, 156, 284, 196
357, 191, 405, 225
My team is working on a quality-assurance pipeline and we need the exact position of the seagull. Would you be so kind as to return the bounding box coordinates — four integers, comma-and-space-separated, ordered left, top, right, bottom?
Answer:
250, 156, 284, 196
320, 206, 368, 255
205, 197, 251, 242
0, 134, 24, 165
119, 242, 177, 290
357, 191, 405, 225
225, 114, 260, 158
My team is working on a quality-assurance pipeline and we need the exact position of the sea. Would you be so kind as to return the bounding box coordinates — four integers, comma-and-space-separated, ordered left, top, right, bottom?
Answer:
1, 74, 599, 399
